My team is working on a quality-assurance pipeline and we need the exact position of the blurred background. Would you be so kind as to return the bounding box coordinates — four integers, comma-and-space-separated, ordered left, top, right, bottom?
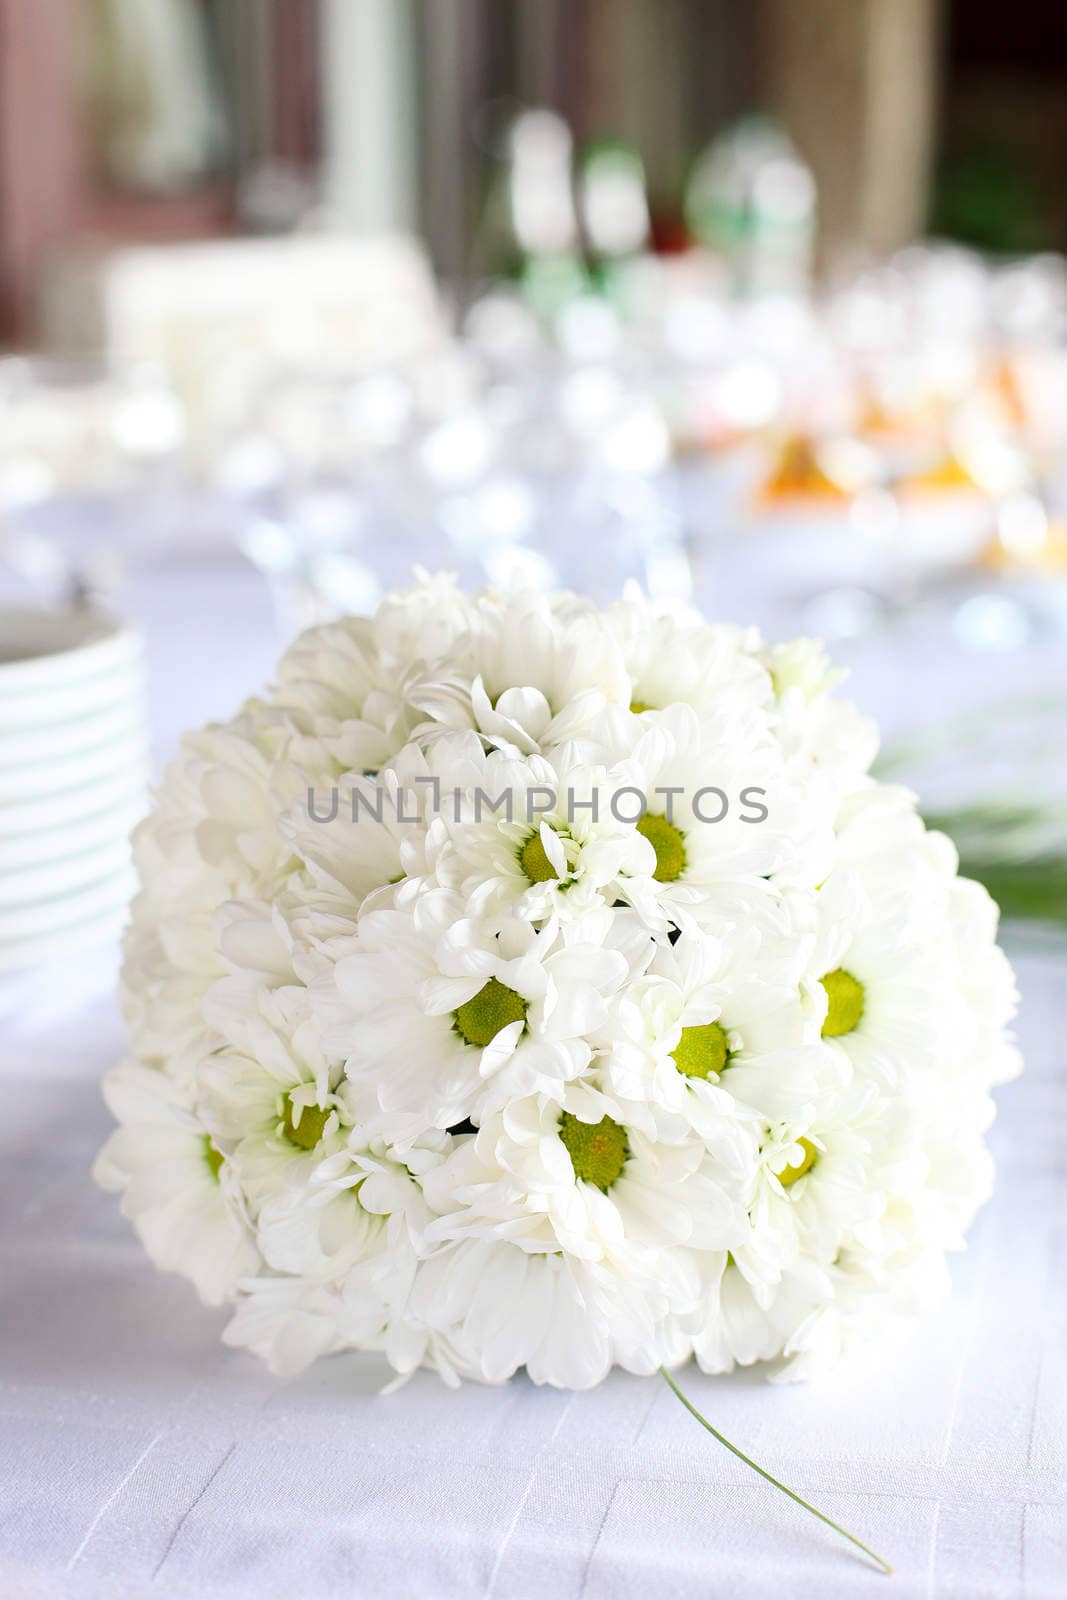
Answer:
6, 0, 1067, 325
2, 0, 1067, 973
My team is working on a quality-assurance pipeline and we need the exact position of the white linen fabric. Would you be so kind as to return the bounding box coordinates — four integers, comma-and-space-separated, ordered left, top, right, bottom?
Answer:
2, 550, 1065, 1599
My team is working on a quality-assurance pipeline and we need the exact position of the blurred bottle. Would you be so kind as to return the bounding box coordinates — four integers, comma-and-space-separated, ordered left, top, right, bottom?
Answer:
509, 110, 579, 255
475, 108, 587, 320
685, 115, 816, 299
578, 139, 651, 293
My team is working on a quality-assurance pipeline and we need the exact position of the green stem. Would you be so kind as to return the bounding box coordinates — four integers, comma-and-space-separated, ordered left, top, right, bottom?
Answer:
658, 1366, 893, 1576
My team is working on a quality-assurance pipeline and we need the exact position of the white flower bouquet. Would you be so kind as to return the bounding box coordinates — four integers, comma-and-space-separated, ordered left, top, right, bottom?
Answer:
96, 578, 1019, 1569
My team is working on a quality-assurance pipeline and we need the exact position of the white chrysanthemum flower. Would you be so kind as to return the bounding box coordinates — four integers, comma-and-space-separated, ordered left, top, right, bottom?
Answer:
119, 912, 222, 1084
762, 636, 844, 703
272, 613, 417, 773
412, 589, 630, 754
198, 981, 349, 1212
93, 1061, 259, 1304
221, 1275, 354, 1375
605, 597, 770, 722
96, 576, 1020, 1394
423, 1082, 747, 1261
593, 703, 831, 925
412, 1083, 746, 1387
119, 712, 319, 1082
804, 864, 957, 1089
682, 1255, 828, 1375
224, 1128, 448, 1377
946, 875, 1022, 1089
372, 569, 476, 663
321, 892, 629, 1138
282, 771, 413, 907
426, 748, 657, 924
408, 1239, 664, 1389
753, 1083, 889, 1268
600, 920, 823, 1128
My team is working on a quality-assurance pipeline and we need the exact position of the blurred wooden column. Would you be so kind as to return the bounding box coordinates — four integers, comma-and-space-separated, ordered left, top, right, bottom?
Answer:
514, 0, 565, 107
577, 0, 756, 207
271, 0, 320, 169
419, 0, 490, 285
756, 0, 940, 266
0, 0, 83, 340
320, 0, 418, 232
584, 0, 691, 198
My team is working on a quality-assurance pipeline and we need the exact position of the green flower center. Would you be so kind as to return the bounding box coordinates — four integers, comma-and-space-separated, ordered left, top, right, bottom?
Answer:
559, 1111, 629, 1192
283, 1094, 331, 1151
454, 978, 528, 1047
629, 699, 652, 713
778, 1136, 818, 1188
203, 1135, 224, 1181
672, 1021, 730, 1079
636, 813, 687, 882
519, 830, 559, 884
820, 968, 865, 1037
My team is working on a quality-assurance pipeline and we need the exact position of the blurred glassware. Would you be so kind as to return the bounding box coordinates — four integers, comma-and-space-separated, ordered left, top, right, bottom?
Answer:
685, 116, 816, 300
0, 356, 187, 607
215, 364, 400, 634
410, 339, 689, 605
944, 490, 1067, 648
170, 173, 1067, 646
211, 341, 495, 635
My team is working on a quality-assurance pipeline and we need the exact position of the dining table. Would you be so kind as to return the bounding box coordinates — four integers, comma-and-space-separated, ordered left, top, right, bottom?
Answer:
3, 520, 1066, 1600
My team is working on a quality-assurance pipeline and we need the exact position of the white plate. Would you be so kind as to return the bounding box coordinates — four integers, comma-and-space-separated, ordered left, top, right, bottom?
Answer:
0, 797, 145, 871
0, 864, 136, 941
0, 663, 145, 732
0, 699, 147, 769
0, 767, 147, 837
0, 835, 133, 908
0, 730, 150, 802
0, 899, 130, 974
0, 605, 141, 692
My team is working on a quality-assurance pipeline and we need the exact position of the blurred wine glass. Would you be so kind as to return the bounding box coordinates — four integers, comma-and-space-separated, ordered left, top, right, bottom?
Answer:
0, 356, 186, 606
212, 340, 495, 636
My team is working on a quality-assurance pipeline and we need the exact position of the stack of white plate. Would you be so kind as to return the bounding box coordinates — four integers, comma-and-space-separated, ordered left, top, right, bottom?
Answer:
0, 606, 148, 972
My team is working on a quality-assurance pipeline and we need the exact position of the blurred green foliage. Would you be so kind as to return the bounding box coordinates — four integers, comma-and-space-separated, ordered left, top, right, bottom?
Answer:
930, 145, 1049, 254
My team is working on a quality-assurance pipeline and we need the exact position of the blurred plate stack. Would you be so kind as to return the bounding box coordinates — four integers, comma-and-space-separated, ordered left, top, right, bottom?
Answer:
0, 607, 148, 972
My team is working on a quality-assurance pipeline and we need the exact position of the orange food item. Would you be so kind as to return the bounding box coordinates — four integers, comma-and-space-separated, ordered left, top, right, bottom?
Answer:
757, 435, 849, 505
897, 452, 983, 496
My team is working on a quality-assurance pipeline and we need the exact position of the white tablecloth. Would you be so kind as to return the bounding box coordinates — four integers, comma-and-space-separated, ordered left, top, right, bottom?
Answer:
3, 548, 1066, 1599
